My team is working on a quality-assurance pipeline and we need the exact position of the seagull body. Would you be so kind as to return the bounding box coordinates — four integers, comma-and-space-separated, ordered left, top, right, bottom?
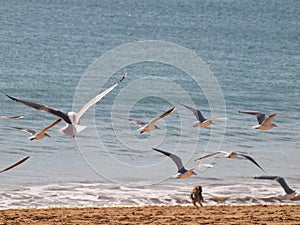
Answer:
136, 107, 176, 133
177, 103, 213, 127
195, 150, 266, 172
152, 148, 196, 179
0, 115, 24, 119
239, 111, 277, 130
13, 119, 62, 140
5, 73, 127, 138
0, 156, 30, 174
254, 175, 296, 200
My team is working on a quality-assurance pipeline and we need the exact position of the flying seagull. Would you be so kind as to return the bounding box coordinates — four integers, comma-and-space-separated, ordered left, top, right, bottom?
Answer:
177, 102, 214, 127
195, 151, 266, 172
5, 72, 127, 138
0, 115, 24, 119
152, 147, 196, 179
12, 119, 62, 141
135, 107, 176, 133
254, 175, 297, 200
0, 156, 30, 174
239, 110, 277, 130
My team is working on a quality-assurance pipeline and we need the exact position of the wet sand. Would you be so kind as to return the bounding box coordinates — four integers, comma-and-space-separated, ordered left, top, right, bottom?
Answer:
0, 204, 300, 224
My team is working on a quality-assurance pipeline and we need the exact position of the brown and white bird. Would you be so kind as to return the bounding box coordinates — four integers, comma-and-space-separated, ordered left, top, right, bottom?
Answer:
153, 148, 196, 179
130, 107, 176, 133
12, 119, 62, 141
5, 72, 127, 138
239, 110, 277, 130
195, 150, 266, 172
177, 102, 213, 127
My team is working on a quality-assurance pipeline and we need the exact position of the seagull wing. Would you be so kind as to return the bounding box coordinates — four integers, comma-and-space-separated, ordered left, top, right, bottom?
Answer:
262, 113, 277, 125
5, 94, 72, 124
194, 151, 227, 161
0, 156, 30, 173
76, 72, 127, 120
238, 110, 265, 124
128, 118, 146, 127
148, 107, 176, 126
39, 119, 62, 133
12, 127, 36, 135
152, 148, 184, 172
254, 175, 295, 195
0, 115, 24, 119
238, 153, 266, 172
178, 102, 206, 122
275, 177, 295, 195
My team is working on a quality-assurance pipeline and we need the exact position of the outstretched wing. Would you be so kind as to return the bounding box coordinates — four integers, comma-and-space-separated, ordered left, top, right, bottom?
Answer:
195, 151, 227, 161
128, 118, 146, 127
148, 107, 176, 126
178, 102, 206, 122
0, 115, 24, 119
262, 113, 277, 125
254, 175, 295, 195
0, 156, 30, 173
5, 94, 72, 124
238, 153, 266, 172
239, 110, 265, 124
40, 119, 62, 133
152, 148, 184, 172
77, 72, 127, 120
12, 127, 36, 135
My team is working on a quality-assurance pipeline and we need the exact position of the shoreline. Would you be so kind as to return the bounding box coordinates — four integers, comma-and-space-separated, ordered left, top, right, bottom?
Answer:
1, 204, 299, 224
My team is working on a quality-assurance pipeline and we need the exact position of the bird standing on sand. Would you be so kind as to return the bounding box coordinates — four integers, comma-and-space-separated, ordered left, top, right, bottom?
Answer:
5, 72, 127, 138
239, 111, 277, 130
195, 151, 266, 172
152, 148, 196, 179
12, 119, 62, 141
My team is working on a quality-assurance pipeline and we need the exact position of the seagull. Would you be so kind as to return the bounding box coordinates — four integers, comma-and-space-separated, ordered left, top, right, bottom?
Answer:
239, 110, 277, 130
177, 102, 213, 127
5, 72, 127, 138
12, 119, 62, 141
195, 151, 266, 172
0, 115, 24, 119
135, 107, 176, 133
152, 148, 196, 179
254, 175, 297, 200
0, 156, 30, 174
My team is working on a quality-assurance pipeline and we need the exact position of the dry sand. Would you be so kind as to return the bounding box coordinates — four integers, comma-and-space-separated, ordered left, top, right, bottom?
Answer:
0, 204, 300, 224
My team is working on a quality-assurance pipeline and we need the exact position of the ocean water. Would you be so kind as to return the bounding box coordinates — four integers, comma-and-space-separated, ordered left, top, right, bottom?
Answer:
0, 0, 299, 208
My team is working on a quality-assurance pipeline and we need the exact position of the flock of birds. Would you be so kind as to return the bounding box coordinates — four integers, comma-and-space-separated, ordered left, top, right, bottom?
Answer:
1, 72, 297, 201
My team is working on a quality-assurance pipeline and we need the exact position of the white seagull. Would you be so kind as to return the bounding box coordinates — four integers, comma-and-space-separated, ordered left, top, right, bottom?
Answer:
254, 175, 297, 200
12, 119, 62, 141
133, 107, 176, 133
0, 115, 24, 119
0, 156, 30, 174
152, 148, 196, 179
177, 102, 213, 127
239, 110, 277, 130
195, 151, 266, 172
5, 72, 127, 138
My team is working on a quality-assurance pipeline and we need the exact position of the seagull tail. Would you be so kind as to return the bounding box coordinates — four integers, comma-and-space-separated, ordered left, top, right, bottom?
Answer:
75, 124, 87, 134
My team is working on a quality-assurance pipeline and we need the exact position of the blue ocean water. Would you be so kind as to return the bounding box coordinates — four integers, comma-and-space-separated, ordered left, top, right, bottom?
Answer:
0, 0, 299, 208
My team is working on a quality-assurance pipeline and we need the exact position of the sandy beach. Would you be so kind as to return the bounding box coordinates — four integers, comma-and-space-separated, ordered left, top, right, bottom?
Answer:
0, 204, 299, 224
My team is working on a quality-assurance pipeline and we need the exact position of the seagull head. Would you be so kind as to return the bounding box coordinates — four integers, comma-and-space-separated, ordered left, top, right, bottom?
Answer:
225, 152, 238, 158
